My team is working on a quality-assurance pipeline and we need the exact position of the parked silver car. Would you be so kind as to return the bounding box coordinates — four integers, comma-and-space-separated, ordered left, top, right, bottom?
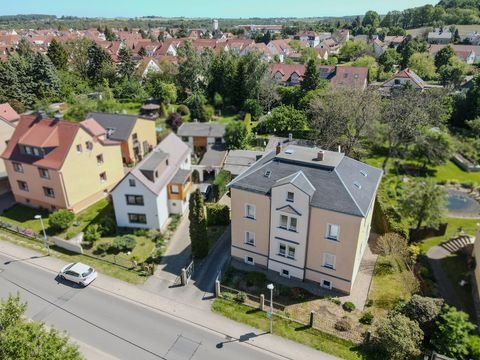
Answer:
58, 262, 97, 287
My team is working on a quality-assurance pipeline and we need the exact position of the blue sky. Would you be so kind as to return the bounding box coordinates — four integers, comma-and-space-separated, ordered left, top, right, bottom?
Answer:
2, 1, 438, 18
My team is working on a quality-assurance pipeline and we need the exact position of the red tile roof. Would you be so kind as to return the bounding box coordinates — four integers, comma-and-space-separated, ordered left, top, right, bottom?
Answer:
0, 103, 20, 122
2, 115, 80, 170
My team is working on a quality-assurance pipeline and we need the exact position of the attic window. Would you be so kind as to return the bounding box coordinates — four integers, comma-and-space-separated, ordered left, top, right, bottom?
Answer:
353, 181, 362, 189
285, 148, 294, 155
264, 170, 271, 178
360, 170, 368, 177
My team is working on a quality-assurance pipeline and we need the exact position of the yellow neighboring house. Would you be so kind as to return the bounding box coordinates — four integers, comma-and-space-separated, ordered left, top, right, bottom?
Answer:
0, 117, 16, 178
86, 112, 157, 164
228, 143, 383, 295
1, 114, 124, 213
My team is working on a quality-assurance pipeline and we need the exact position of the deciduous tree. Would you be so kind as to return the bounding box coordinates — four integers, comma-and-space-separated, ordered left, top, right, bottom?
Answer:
225, 121, 249, 150
431, 305, 477, 359
372, 313, 423, 360
399, 179, 447, 230
0, 294, 82, 360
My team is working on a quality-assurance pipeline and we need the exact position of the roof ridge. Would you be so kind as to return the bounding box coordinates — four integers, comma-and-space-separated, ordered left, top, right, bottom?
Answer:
333, 167, 364, 217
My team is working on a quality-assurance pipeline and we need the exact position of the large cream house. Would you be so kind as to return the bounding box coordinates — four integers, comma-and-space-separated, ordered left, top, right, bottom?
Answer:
228, 143, 382, 294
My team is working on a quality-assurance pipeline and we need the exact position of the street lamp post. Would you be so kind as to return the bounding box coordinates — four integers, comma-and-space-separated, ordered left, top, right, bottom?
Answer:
267, 283, 274, 334
35, 215, 50, 255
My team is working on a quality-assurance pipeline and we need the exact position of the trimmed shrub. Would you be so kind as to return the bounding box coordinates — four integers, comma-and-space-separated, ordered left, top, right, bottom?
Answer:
98, 216, 116, 236
110, 235, 136, 254
94, 242, 110, 255
160, 103, 168, 117
235, 291, 247, 303
359, 311, 374, 325
245, 271, 267, 287
166, 112, 183, 131
329, 298, 342, 306
212, 170, 232, 201
177, 104, 190, 116
192, 169, 200, 183
335, 318, 352, 332
342, 301, 356, 312
84, 224, 101, 243
48, 210, 75, 232
65, 231, 77, 240
134, 228, 148, 237
365, 299, 374, 307
206, 204, 230, 226
374, 257, 395, 275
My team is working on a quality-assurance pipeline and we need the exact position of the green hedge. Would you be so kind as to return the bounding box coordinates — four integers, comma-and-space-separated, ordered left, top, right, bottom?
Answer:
206, 204, 230, 226
212, 170, 231, 201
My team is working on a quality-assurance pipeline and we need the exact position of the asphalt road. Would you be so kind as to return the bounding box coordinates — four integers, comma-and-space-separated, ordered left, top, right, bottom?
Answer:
0, 253, 280, 360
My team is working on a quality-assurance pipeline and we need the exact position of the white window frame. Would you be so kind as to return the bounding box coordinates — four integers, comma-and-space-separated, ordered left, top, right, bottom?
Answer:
281, 269, 290, 278
287, 246, 296, 260
245, 256, 255, 265
171, 184, 180, 194
280, 215, 288, 229
286, 191, 294, 202
326, 224, 340, 241
279, 243, 286, 257
13, 162, 23, 173
129, 178, 136, 187
323, 252, 336, 270
245, 203, 256, 220
321, 279, 332, 289
245, 231, 255, 246
289, 217, 297, 232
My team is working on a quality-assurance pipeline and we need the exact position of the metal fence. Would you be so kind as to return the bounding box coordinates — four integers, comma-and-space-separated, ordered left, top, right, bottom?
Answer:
0, 221, 134, 270
218, 283, 365, 343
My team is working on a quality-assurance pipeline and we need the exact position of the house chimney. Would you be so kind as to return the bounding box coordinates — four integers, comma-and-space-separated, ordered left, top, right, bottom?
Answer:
276, 142, 282, 155
317, 150, 325, 161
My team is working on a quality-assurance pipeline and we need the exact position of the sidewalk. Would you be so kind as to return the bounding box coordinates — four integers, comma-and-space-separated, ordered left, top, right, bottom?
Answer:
0, 239, 338, 360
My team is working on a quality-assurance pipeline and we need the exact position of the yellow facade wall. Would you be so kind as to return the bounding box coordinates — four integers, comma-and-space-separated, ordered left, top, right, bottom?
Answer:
126, 118, 157, 163
0, 120, 15, 178
61, 128, 124, 212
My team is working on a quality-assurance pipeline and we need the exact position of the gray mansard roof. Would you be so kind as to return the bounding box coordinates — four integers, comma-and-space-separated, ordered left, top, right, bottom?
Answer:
229, 145, 383, 217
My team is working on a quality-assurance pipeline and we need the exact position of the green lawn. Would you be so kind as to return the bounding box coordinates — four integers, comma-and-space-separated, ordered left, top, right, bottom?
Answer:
0, 205, 50, 233
0, 199, 112, 237
212, 298, 364, 360
432, 160, 480, 184
368, 255, 416, 314
87, 236, 155, 264
0, 230, 147, 284
118, 101, 142, 115
364, 154, 480, 186
420, 217, 479, 253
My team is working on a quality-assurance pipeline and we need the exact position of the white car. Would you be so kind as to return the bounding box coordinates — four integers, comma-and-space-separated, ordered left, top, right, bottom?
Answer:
59, 262, 97, 287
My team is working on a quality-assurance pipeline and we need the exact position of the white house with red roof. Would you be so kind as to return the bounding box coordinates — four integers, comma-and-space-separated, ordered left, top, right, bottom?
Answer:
381, 68, 426, 92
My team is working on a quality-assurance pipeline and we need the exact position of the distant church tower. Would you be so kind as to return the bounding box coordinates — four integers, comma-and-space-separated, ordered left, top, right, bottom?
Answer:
212, 19, 219, 31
